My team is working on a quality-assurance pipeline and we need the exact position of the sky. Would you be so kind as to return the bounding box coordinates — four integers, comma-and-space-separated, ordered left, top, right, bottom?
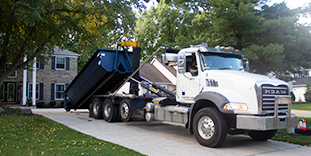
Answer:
143, 0, 311, 24
269, 0, 311, 24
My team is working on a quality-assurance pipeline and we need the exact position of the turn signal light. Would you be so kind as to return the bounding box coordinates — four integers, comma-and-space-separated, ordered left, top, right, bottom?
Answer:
223, 103, 248, 111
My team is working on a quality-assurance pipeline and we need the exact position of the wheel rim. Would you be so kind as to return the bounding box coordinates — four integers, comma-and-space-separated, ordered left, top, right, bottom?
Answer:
198, 116, 215, 140
104, 103, 111, 117
93, 101, 99, 116
120, 102, 129, 119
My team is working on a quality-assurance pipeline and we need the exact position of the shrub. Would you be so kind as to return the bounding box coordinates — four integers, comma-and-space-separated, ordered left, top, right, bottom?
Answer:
49, 101, 56, 108
36, 101, 45, 108
304, 83, 311, 103
60, 101, 65, 107
290, 91, 296, 102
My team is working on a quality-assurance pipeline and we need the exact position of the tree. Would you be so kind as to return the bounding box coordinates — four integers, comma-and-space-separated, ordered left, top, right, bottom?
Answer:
135, 0, 311, 80
135, 0, 197, 59
304, 83, 311, 103
0, 0, 144, 85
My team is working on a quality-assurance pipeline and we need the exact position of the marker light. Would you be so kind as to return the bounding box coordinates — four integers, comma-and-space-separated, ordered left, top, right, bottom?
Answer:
223, 103, 248, 111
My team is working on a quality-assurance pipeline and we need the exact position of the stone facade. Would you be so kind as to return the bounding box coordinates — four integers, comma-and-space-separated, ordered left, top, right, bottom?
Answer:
1, 47, 79, 106
26, 57, 78, 104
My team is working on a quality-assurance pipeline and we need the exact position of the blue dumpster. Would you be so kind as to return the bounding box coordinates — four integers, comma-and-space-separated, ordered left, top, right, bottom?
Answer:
65, 48, 133, 109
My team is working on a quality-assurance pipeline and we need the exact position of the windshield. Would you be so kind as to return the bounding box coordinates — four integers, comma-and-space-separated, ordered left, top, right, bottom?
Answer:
200, 53, 244, 71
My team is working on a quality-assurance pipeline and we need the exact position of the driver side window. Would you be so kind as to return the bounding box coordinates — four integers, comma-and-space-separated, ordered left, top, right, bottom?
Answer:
186, 55, 198, 76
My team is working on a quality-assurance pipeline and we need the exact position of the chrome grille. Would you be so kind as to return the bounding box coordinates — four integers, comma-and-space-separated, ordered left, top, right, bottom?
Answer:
261, 85, 289, 114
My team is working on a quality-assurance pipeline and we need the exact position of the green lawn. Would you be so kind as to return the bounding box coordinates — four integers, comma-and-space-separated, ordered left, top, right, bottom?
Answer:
272, 117, 311, 146
0, 106, 143, 156
292, 103, 311, 111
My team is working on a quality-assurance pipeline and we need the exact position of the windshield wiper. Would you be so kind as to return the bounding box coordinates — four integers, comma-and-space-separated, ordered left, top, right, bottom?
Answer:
218, 67, 231, 70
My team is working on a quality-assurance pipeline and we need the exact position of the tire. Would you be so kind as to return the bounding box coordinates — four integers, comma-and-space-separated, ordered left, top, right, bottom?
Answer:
119, 99, 131, 122
193, 107, 227, 148
102, 98, 119, 122
247, 130, 277, 141
92, 98, 103, 119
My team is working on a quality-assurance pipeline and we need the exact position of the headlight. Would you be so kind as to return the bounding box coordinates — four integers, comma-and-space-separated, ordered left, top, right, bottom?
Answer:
223, 103, 248, 111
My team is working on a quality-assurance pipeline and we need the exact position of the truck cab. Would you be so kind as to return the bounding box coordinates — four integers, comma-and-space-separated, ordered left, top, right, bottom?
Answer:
158, 44, 297, 147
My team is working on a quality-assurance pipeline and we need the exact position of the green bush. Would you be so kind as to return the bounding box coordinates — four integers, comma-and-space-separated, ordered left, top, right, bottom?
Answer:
49, 101, 56, 108
290, 91, 296, 102
304, 83, 311, 103
60, 101, 64, 107
36, 101, 45, 108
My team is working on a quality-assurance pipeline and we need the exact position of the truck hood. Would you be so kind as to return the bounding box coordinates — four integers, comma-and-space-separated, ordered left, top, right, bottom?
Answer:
205, 70, 287, 86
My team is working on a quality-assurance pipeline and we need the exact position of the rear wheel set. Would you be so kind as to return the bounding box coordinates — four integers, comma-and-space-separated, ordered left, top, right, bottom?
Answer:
91, 98, 133, 122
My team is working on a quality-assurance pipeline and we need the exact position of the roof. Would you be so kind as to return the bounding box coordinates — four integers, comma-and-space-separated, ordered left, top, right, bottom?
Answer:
155, 58, 177, 77
53, 46, 80, 57
139, 63, 171, 84
293, 77, 311, 85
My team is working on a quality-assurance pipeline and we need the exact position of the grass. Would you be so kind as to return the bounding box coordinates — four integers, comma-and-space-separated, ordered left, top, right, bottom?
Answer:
272, 117, 311, 146
0, 106, 144, 156
292, 103, 311, 111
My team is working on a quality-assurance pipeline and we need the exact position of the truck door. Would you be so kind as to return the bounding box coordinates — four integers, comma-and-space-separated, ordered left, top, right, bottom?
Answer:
177, 54, 201, 103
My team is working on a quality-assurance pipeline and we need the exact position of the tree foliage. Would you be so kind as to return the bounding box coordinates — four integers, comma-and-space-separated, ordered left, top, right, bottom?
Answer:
0, 0, 144, 85
135, 0, 311, 80
304, 83, 311, 103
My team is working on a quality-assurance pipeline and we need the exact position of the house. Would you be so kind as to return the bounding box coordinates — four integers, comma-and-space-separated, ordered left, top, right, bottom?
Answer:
0, 46, 80, 106
116, 58, 177, 95
290, 77, 311, 102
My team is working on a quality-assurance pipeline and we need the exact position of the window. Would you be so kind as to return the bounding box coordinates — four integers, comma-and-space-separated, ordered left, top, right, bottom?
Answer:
0, 84, 4, 101
52, 57, 69, 70
8, 71, 17, 78
7, 83, 15, 102
5, 63, 17, 78
36, 60, 44, 69
28, 83, 39, 100
56, 57, 65, 70
55, 84, 65, 100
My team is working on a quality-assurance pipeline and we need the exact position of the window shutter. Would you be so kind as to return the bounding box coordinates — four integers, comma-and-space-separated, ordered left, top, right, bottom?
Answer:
52, 57, 55, 70
39, 83, 43, 100
40, 62, 44, 69
66, 57, 70, 70
51, 83, 55, 100
66, 83, 69, 89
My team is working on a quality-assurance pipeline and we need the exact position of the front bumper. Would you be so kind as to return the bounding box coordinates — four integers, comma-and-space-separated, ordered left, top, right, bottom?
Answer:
236, 114, 298, 130
236, 96, 298, 130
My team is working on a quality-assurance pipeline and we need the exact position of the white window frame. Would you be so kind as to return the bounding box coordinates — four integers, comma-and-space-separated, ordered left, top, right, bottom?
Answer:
28, 83, 39, 100
8, 71, 17, 78
55, 57, 66, 70
5, 63, 17, 78
55, 83, 65, 100
36, 60, 41, 69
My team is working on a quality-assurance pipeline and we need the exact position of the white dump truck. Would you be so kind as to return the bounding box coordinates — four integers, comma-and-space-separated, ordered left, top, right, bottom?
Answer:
65, 42, 297, 147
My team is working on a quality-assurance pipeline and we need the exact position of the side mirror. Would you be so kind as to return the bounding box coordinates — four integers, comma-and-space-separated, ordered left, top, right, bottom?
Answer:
243, 58, 249, 72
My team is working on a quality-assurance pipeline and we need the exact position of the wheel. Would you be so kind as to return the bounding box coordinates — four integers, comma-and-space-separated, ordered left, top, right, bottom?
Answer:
247, 130, 277, 141
119, 99, 131, 122
65, 108, 70, 112
92, 98, 103, 119
193, 107, 227, 148
102, 98, 119, 122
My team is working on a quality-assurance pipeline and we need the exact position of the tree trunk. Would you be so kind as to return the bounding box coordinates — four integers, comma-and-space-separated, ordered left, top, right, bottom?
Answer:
236, 33, 243, 50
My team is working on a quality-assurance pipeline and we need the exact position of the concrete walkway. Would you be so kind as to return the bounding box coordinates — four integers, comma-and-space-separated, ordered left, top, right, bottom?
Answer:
292, 110, 311, 118
28, 108, 311, 156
